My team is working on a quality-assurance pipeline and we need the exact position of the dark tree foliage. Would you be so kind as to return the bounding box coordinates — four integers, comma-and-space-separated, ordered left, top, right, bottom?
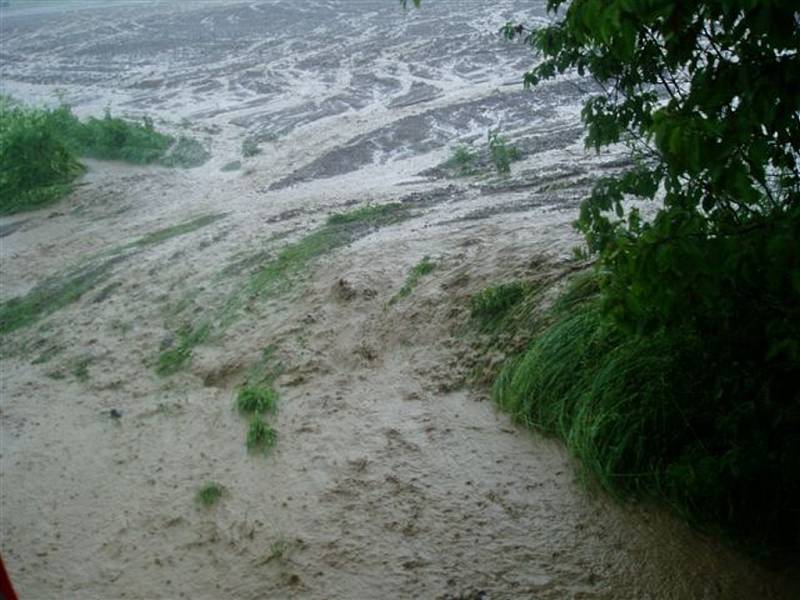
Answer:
507, 1, 800, 551
406, 1, 800, 550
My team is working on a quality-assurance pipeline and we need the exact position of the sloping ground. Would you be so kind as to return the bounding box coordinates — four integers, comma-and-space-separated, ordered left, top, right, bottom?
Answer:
1, 1, 798, 599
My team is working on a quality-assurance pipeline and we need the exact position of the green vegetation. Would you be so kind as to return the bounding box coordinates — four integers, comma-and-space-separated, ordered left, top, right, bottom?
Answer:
0, 259, 119, 334
129, 214, 225, 249
487, 130, 520, 174
158, 136, 210, 168
195, 482, 225, 507
155, 203, 414, 376
236, 384, 278, 415
493, 0, 800, 552
444, 145, 478, 176
269, 539, 289, 560
469, 281, 525, 325
72, 355, 91, 382
246, 416, 277, 454
0, 98, 84, 214
221, 160, 242, 172
0, 214, 223, 336
390, 256, 436, 304
155, 322, 210, 376
411, 0, 800, 552
242, 138, 261, 157
0, 97, 208, 214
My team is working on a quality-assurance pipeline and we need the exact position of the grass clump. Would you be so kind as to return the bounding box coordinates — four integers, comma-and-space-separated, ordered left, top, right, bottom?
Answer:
159, 136, 211, 168
72, 355, 92, 382
236, 384, 278, 415
444, 145, 478, 176
488, 130, 521, 174
492, 275, 800, 552
390, 256, 436, 304
155, 322, 210, 376
470, 282, 525, 323
196, 482, 225, 507
246, 416, 277, 454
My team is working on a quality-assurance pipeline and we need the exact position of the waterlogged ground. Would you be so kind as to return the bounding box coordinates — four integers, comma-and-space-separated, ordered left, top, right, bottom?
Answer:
1, 2, 798, 599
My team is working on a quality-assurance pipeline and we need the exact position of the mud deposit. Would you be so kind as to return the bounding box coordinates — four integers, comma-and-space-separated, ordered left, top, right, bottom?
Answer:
1, 2, 797, 599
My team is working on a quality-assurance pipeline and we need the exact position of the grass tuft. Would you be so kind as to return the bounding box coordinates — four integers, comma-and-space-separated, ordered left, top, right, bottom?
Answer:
155, 322, 210, 376
390, 256, 437, 304
470, 282, 525, 323
196, 482, 225, 507
236, 384, 278, 415
246, 416, 277, 454
444, 145, 478, 176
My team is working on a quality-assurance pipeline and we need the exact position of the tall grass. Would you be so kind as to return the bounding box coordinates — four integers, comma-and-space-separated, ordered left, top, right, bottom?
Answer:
491, 275, 800, 552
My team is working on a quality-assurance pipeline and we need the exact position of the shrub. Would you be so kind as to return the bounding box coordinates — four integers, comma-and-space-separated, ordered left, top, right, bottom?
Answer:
0, 99, 83, 214
488, 130, 520, 174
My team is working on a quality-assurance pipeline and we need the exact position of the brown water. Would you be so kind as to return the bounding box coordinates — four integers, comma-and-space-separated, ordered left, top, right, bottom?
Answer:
1, 1, 798, 598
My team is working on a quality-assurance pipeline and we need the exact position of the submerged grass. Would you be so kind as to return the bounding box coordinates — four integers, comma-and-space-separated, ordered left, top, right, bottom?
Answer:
155, 322, 210, 376
195, 482, 225, 507
0, 214, 224, 336
390, 256, 436, 304
154, 202, 415, 376
246, 416, 277, 454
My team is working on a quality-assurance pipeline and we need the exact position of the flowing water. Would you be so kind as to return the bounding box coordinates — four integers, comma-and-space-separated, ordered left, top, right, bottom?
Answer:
1, 1, 798, 598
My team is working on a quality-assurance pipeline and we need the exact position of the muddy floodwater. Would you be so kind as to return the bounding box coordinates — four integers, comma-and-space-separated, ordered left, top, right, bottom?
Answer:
1, 1, 798, 599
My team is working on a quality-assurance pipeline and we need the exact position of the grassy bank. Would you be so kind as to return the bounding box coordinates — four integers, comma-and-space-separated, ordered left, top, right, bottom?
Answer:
0, 97, 208, 215
479, 272, 800, 555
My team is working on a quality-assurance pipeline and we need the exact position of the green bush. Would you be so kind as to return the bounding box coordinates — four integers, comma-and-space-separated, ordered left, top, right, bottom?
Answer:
0, 100, 83, 215
1, 98, 209, 214
488, 130, 520, 174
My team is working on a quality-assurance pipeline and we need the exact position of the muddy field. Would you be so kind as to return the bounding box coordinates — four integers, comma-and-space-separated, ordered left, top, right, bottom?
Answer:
1, 1, 798, 599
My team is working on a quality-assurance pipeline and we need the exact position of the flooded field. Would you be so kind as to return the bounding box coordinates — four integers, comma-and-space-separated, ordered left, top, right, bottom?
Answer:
1, 1, 797, 598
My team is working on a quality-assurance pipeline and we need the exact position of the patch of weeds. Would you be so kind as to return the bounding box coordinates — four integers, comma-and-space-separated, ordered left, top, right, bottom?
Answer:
31, 344, 63, 365
246, 416, 276, 454
76, 111, 174, 164
0, 256, 123, 335
270, 539, 289, 560
242, 138, 261, 157
159, 136, 210, 168
195, 482, 225, 507
470, 282, 526, 326
156, 321, 210, 376
390, 256, 437, 304
131, 214, 226, 249
488, 130, 521, 174
93, 281, 121, 304
220, 203, 411, 325
72, 355, 92, 382
325, 203, 406, 226
444, 145, 478, 176
236, 384, 278, 415
221, 160, 242, 172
